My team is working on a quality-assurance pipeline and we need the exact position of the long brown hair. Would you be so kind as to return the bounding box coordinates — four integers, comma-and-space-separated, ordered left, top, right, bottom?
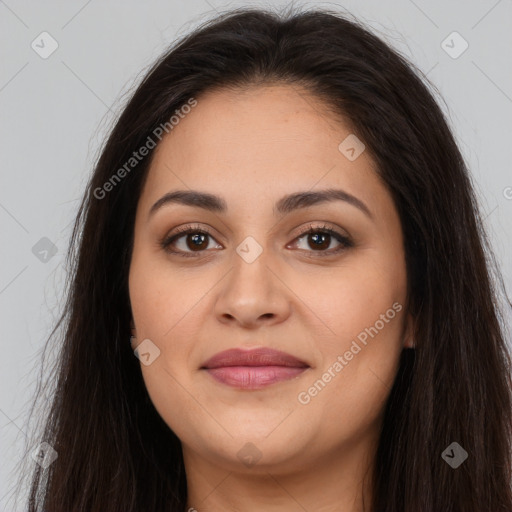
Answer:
17, 6, 512, 511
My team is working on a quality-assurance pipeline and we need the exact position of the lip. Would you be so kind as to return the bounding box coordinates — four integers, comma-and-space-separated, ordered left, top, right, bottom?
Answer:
201, 347, 309, 390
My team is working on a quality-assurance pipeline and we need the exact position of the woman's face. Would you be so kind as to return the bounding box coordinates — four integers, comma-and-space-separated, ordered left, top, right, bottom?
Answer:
129, 84, 413, 474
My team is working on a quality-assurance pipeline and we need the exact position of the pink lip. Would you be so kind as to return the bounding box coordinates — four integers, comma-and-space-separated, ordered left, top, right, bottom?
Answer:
201, 348, 309, 390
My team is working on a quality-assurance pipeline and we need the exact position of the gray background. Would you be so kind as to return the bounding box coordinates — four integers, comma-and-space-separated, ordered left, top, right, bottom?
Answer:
1, 0, 511, 509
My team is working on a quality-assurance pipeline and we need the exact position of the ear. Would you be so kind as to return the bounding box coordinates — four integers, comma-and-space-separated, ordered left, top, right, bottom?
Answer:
402, 312, 415, 348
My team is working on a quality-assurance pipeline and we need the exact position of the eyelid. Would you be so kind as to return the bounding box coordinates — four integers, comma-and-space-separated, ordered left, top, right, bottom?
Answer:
293, 221, 351, 240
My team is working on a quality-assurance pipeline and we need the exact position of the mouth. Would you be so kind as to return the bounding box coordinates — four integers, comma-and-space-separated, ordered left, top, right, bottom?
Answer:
201, 347, 310, 390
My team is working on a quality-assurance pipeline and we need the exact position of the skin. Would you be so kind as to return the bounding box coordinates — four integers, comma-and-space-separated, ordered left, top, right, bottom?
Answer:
128, 84, 414, 512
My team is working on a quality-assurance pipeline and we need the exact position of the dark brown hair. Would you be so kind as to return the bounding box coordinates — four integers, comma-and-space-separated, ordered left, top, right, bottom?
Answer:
17, 6, 512, 511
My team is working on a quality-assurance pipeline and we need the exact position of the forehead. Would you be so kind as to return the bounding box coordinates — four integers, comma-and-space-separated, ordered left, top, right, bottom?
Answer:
139, 84, 388, 219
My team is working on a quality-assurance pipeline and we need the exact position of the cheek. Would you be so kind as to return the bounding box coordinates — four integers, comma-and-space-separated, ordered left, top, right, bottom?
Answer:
129, 259, 203, 439
128, 250, 211, 387
293, 258, 405, 348
129, 246, 205, 341
293, 258, 406, 423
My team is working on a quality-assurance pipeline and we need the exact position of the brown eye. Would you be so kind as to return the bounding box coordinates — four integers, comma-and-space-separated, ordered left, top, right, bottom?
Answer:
290, 224, 353, 256
184, 233, 209, 251
306, 232, 331, 250
161, 226, 223, 257
161, 223, 353, 258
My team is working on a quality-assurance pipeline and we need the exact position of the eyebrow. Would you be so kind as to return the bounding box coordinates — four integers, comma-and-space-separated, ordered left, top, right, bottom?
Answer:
149, 188, 373, 219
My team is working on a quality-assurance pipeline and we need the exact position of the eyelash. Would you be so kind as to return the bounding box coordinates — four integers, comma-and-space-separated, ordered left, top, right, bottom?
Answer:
160, 223, 353, 258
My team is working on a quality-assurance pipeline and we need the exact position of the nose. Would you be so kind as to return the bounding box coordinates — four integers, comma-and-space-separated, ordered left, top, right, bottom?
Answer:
214, 248, 292, 329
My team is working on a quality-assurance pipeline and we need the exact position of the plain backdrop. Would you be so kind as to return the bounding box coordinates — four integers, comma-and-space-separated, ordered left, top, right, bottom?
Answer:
1, 0, 511, 509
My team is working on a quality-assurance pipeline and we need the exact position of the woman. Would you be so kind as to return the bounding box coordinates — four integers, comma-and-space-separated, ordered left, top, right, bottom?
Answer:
20, 6, 512, 511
